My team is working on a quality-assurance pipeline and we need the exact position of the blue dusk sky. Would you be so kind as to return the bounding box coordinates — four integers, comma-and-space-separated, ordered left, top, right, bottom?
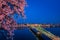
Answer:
13, 0, 60, 24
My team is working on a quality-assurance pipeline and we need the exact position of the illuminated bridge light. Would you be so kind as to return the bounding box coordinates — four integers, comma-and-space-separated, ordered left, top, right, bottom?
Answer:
0, 0, 60, 40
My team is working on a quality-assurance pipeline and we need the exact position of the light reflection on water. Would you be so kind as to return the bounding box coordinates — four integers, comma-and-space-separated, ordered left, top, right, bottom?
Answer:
0, 27, 60, 40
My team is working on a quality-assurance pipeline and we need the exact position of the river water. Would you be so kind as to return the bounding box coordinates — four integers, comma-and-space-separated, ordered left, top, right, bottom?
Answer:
0, 27, 60, 40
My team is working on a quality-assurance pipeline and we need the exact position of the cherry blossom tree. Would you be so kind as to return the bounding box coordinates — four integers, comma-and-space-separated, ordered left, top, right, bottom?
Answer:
0, 0, 26, 40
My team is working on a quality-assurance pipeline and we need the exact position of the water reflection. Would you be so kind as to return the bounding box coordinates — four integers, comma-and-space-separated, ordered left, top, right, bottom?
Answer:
0, 27, 60, 40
